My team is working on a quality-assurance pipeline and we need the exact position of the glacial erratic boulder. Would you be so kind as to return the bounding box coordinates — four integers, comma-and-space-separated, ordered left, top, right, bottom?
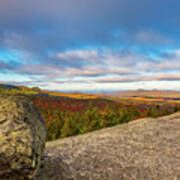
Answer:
0, 95, 47, 180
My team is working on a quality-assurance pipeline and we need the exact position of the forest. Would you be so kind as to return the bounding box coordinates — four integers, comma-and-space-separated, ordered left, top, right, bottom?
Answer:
30, 95, 180, 141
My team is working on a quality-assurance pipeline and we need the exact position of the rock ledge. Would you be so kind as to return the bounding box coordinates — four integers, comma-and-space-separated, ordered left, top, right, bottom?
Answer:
36, 113, 180, 180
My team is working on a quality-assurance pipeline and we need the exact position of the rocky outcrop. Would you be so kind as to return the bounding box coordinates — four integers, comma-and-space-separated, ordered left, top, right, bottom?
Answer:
0, 95, 47, 180
36, 113, 180, 180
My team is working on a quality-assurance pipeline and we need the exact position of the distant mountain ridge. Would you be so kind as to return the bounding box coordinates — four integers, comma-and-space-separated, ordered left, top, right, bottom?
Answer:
105, 89, 180, 98
0, 83, 180, 99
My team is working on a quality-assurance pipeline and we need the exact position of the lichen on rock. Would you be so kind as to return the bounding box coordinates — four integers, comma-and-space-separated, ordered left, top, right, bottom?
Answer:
0, 95, 47, 180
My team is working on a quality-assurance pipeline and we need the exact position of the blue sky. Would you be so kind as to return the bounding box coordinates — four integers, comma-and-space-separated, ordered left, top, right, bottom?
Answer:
0, 0, 180, 91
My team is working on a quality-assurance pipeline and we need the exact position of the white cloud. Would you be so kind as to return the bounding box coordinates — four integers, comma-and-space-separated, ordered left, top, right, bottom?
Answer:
1, 47, 180, 91
126, 30, 174, 45
57, 50, 99, 62
93, 73, 180, 83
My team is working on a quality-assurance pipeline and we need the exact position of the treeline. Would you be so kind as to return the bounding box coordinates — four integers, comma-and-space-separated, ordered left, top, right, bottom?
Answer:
31, 96, 180, 141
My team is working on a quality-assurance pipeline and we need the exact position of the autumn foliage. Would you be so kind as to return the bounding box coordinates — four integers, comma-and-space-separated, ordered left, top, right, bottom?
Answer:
30, 96, 180, 141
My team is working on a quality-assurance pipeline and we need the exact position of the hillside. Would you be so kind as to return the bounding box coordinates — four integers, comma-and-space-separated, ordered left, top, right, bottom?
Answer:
35, 113, 180, 180
0, 84, 101, 99
0, 84, 44, 95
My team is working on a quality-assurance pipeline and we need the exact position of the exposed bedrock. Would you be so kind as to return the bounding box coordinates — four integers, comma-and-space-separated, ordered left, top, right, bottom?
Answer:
36, 113, 180, 180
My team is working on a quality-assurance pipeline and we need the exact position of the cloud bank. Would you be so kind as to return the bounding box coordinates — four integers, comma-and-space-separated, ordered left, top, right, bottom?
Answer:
0, 0, 180, 91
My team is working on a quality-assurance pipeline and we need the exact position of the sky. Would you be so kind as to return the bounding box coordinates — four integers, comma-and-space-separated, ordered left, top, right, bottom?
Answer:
0, 0, 180, 92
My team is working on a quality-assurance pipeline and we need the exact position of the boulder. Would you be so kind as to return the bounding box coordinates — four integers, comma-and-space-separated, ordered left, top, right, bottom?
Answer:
0, 95, 47, 180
